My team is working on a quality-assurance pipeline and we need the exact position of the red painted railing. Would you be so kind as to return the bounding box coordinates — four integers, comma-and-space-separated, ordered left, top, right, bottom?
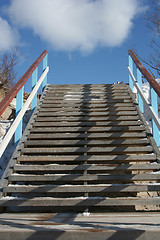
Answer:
128, 49, 160, 97
0, 50, 48, 116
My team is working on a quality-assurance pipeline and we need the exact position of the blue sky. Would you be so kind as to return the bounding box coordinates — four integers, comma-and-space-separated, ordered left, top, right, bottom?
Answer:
0, 0, 153, 92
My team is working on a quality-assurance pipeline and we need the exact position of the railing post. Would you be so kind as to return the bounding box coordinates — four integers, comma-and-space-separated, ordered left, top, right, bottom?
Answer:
42, 54, 48, 91
15, 86, 24, 146
129, 55, 134, 91
150, 86, 160, 147
137, 68, 144, 113
31, 67, 38, 112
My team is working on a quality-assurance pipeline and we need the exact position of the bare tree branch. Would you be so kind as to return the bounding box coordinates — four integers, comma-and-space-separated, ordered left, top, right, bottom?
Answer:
143, 0, 160, 76
0, 48, 23, 89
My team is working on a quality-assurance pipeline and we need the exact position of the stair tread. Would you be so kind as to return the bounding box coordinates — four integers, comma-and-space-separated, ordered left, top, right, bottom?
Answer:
30, 126, 145, 133
8, 173, 160, 182
37, 111, 138, 117
44, 96, 131, 100
33, 121, 141, 127
1, 197, 160, 206
48, 83, 127, 87
14, 163, 160, 171
46, 89, 129, 93
43, 100, 132, 104
21, 146, 153, 154
41, 103, 134, 107
24, 139, 149, 147
28, 132, 147, 140
4, 183, 160, 193
39, 107, 135, 112
35, 116, 140, 122
17, 154, 156, 162
46, 94, 130, 98
43, 98, 132, 102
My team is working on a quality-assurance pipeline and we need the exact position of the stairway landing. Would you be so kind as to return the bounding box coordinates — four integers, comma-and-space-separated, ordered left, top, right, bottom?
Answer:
0, 212, 160, 240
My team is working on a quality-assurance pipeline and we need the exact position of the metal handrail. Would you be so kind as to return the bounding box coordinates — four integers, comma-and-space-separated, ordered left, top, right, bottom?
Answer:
127, 66, 160, 131
0, 67, 49, 158
128, 49, 160, 97
0, 67, 49, 157
0, 50, 48, 116
128, 49, 160, 147
0, 50, 49, 158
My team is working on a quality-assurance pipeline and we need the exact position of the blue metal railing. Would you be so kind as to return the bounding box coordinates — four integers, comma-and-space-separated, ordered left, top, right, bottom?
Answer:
128, 49, 160, 147
15, 52, 48, 146
0, 50, 49, 157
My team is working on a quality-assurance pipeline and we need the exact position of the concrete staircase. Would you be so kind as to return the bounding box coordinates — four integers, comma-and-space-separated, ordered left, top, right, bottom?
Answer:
1, 83, 160, 213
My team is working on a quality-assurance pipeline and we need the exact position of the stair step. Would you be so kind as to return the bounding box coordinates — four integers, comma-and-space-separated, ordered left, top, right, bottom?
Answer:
41, 103, 134, 108
21, 146, 153, 155
30, 126, 144, 133
4, 183, 160, 193
39, 107, 136, 112
35, 116, 140, 122
24, 139, 149, 147
33, 121, 141, 127
1, 197, 160, 207
45, 88, 129, 93
47, 87, 128, 91
46, 93, 129, 97
45, 90, 130, 93
17, 154, 156, 163
44, 96, 131, 100
8, 173, 160, 182
28, 132, 147, 140
47, 88, 128, 90
48, 83, 127, 88
47, 88, 129, 92
14, 163, 160, 172
37, 111, 138, 117
48, 83, 126, 87
47, 90, 128, 94
43, 99, 132, 104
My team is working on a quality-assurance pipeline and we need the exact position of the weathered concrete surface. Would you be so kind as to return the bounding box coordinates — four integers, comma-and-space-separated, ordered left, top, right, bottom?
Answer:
0, 212, 160, 240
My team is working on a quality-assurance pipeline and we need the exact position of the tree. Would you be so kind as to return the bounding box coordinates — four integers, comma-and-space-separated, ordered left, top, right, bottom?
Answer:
0, 48, 22, 89
144, 0, 160, 76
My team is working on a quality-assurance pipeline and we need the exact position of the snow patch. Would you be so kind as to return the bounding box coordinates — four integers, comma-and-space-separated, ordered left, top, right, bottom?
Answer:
82, 212, 90, 216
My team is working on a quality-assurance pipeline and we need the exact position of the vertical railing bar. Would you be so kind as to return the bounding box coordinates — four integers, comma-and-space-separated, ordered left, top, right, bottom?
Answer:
137, 68, 144, 113
31, 67, 38, 112
15, 86, 24, 146
150, 86, 160, 147
42, 54, 48, 91
129, 55, 134, 91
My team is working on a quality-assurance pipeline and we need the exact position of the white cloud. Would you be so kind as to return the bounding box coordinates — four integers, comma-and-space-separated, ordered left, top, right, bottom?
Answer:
0, 16, 18, 51
7, 0, 144, 53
